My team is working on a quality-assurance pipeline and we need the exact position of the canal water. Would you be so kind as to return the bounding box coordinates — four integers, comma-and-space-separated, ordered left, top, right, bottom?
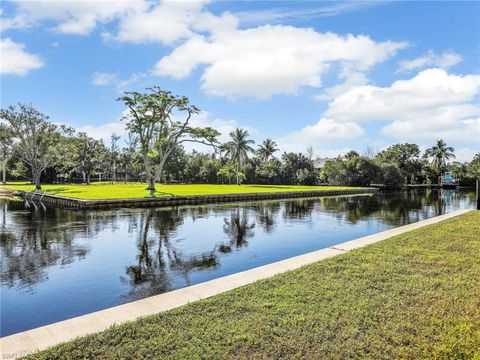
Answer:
0, 189, 475, 336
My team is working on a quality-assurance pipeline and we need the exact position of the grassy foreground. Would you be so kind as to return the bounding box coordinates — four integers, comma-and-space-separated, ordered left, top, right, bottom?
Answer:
31, 211, 480, 359
0, 182, 362, 200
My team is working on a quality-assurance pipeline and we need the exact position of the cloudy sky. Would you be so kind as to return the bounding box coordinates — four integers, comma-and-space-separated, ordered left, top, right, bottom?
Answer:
1, 0, 479, 161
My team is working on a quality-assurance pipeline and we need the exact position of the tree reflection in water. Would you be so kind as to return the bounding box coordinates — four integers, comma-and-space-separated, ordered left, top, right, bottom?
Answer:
220, 206, 255, 253
121, 208, 218, 301
1, 199, 90, 289
318, 189, 453, 225
0, 189, 470, 296
251, 201, 281, 233
283, 199, 315, 221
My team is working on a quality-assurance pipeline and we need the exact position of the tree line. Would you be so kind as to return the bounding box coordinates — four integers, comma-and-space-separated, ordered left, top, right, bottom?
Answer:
322, 142, 479, 187
1, 88, 479, 190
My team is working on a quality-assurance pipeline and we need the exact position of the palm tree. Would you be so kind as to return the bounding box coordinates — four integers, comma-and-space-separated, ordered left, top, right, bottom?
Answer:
257, 139, 279, 161
424, 139, 455, 175
218, 142, 233, 165
225, 128, 255, 185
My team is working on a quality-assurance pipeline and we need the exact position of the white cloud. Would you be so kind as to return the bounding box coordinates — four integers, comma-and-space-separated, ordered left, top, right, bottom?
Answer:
315, 68, 369, 100
0, 38, 44, 75
113, 1, 201, 44
58, 109, 129, 144
324, 68, 480, 146
3, 0, 405, 99
75, 121, 127, 143
382, 113, 480, 144
455, 147, 480, 163
155, 26, 407, 99
92, 72, 118, 86
2, 0, 145, 35
2, 0, 235, 43
91, 71, 147, 91
234, 1, 383, 25
113, 0, 238, 44
398, 50, 462, 72
277, 117, 364, 153
277, 68, 479, 158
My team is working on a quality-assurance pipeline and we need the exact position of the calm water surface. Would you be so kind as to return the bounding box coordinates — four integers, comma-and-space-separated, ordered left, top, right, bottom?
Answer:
0, 189, 475, 336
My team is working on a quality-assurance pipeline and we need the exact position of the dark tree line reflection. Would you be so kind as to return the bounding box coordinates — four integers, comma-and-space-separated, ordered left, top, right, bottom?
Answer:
318, 189, 464, 225
1, 189, 472, 295
1, 199, 90, 288
121, 208, 218, 301
283, 199, 315, 221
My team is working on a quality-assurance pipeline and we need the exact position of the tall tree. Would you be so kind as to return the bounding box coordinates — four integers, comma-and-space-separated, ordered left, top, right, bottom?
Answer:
320, 155, 380, 187
467, 153, 480, 180
424, 139, 455, 176
110, 133, 120, 182
0, 124, 14, 184
76, 133, 107, 185
1, 104, 56, 189
224, 128, 255, 185
257, 139, 278, 161
376, 143, 421, 184
118, 87, 220, 191
121, 133, 143, 182
281, 152, 315, 185
255, 159, 281, 184
51, 125, 80, 183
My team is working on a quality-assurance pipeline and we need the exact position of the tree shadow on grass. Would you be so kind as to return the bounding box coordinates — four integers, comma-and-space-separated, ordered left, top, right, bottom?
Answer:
146, 190, 175, 198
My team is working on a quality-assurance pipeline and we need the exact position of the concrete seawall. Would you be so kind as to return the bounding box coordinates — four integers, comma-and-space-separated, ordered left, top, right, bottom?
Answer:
16, 188, 377, 210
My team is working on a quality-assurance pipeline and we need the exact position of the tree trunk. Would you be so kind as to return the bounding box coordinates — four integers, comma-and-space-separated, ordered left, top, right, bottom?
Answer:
86, 173, 91, 185
2, 161, 6, 184
82, 171, 86, 183
113, 160, 116, 182
236, 161, 240, 186
34, 173, 42, 190
147, 176, 156, 191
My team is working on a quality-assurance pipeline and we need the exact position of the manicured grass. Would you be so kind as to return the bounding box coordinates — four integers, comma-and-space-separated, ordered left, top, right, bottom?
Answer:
31, 212, 480, 359
0, 182, 363, 200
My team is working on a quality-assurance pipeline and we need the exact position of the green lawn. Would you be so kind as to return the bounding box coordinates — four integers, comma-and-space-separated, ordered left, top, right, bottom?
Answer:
0, 182, 364, 200
31, 211, 480, 359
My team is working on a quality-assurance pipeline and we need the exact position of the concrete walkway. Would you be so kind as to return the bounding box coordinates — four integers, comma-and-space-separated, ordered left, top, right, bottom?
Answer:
0, 209, 472, 358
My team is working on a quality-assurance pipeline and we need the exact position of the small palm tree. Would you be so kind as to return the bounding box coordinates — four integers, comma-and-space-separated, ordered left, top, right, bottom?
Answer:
424, 139, 455, 175
257, 139, 279, 161
225, 128, 255, 185
218, 142, 233, 165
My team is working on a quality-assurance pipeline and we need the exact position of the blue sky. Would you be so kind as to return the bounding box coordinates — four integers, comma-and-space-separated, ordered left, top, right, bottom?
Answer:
1, 0, 479, 161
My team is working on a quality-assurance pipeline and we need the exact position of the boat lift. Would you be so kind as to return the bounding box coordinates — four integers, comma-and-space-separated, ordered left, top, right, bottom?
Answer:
439, 172, 459, 189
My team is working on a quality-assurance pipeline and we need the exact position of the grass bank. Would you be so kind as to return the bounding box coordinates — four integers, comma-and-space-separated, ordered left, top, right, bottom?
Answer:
31, 211, 480, 359
1, 182, 364, 200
